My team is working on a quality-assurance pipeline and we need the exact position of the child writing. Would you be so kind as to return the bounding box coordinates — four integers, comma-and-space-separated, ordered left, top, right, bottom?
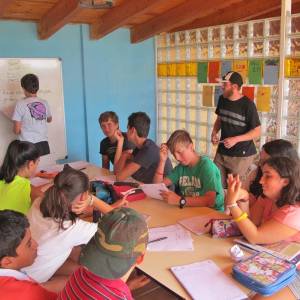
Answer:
99, 111, 135, 170
154, 130, 224, 211
12, 73, 52, 156
22, 165, 127, 283
226, 157, 300, 300
0, 140, 42, 214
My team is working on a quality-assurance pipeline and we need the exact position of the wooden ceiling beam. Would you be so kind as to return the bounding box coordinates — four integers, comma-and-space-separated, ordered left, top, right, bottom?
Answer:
130, 0, 242, 43
90, 0, 166, 40
0, 0, 15, 17
172, 0, 300, 32
38, 0, 81, 40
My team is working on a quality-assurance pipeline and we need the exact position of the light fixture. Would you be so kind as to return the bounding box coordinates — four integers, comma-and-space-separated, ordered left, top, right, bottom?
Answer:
79, 0, 114, 9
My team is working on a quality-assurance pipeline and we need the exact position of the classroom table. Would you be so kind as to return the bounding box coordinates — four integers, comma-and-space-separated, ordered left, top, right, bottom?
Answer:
84, 164, 251, 299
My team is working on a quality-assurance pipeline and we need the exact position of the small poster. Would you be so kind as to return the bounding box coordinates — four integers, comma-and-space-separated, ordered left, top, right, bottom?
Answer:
202, 85, 213, 107
285, 58, 300, 77
221, 61, 233, 77
233, 60, 248, 84
264, 59, 279, 84
186, 62, 197, 76
208, 61, 220, 83
256, 86, 271, 112
157, 64, 168, 77
248, 60, 263, 84
242, 86, 255, 101
176, 63, 186, 76
167, 63, 177, 77
197, 62, 208, 83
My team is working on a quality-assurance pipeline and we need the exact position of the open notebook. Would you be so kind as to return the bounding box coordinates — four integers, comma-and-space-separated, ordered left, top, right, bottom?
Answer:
170, 260, 248, 300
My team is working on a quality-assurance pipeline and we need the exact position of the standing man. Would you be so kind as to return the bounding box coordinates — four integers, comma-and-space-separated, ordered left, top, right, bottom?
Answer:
211, 71, 261, 187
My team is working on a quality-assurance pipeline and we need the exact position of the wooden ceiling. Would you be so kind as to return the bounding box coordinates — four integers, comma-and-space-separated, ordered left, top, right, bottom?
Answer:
1, 0, 300, 43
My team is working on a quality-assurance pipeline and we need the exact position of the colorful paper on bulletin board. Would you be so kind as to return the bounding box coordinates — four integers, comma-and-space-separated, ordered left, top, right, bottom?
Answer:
264, 59, 279, 84
208, 61, 220, 83
285, 58, 300, 77
202, 85, 213, 107
197, 62, 208, 83
221, 61, 232, 76
233, 60, 248, 83
256, 86, 271, 112
167, 63, 177, 76
214, 86, 223, 107
157, 64, 167, 77
248, 60, 263, 84
242, 86, 255, 101
186, 62, 197, 76
176, 63, 186, 76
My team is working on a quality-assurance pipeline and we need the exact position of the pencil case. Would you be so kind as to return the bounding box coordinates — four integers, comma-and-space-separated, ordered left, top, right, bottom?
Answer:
233, 251, 297, 296
206, 219, 242, 238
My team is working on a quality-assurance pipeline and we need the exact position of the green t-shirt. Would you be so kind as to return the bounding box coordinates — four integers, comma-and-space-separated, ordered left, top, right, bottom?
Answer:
0, 175, 31, 214
167, 156, 224, 211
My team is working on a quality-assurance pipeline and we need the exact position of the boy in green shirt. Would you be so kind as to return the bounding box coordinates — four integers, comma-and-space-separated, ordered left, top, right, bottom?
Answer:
154, 130, 224, 211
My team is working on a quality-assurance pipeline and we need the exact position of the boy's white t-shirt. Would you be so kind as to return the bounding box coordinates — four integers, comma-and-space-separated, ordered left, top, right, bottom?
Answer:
22, 198, 97, 283
12, 97, 52, 143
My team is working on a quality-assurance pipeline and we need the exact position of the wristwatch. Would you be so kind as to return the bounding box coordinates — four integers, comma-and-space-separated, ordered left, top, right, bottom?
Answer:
179, 197, 187, 209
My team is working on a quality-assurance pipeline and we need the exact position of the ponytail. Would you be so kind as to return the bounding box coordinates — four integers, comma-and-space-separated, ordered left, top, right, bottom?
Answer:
40, 165, 89, 230
0, 140, 40, 183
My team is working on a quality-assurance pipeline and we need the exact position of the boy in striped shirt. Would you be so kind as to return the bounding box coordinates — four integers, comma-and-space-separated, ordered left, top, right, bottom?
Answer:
58, 207, 149, 300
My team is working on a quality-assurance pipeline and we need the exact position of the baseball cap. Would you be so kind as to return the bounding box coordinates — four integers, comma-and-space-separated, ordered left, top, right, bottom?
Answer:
80, 207, 148, 279
217, 71, 243, 87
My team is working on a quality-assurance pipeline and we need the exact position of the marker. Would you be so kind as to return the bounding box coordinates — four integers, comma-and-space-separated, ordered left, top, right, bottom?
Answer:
148, 237, 168, 244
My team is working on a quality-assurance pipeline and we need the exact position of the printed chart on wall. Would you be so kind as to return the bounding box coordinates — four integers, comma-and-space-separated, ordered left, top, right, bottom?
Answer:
0, 58, 67, 164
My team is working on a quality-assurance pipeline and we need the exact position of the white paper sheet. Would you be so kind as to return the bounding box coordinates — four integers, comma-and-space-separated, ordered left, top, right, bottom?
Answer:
140, 183, 169, 200
30, 177, 51, 187
147, 224, 194, 251
178, 213, 216, 236
171, 260, 247, 300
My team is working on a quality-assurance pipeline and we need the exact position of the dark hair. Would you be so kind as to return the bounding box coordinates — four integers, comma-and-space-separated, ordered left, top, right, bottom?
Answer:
21, 74, 39, 94
0, 140, 40, 183
98, 111, 119, 125
40, 165, 89, 230
0, 210, 29, 261
167, 130, 193, 154
250, 139, 299, 197
127, 112, 150, 138
262, 157, 300, 207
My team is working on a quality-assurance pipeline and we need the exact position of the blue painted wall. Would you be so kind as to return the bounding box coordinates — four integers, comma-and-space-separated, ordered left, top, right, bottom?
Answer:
0, 21, 155, 165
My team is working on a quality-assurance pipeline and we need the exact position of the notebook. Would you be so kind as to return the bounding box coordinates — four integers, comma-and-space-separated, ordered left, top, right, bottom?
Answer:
170, 260, 248, 300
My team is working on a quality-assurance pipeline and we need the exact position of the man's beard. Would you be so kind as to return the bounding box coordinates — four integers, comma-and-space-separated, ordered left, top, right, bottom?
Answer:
223, 88, 233, 98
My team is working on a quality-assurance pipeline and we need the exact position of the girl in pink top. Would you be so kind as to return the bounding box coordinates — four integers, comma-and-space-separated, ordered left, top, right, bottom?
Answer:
226, 157, 300, 300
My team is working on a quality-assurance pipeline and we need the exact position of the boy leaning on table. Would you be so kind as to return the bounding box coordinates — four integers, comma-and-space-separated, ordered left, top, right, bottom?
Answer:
154, 129, 224, 211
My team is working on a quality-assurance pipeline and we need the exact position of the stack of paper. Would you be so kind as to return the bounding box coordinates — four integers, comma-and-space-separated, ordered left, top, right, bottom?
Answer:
171, 260, 247, 300
140, 183, 168, 200
147, 224, 194, 251
178, 213, 216, 236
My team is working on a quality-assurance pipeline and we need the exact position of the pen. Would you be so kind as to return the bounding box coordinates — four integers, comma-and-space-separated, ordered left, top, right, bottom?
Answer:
148, 237, 168, 244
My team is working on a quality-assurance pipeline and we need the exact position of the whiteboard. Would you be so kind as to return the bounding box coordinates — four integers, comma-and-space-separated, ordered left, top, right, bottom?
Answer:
0, 58, 67, 164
